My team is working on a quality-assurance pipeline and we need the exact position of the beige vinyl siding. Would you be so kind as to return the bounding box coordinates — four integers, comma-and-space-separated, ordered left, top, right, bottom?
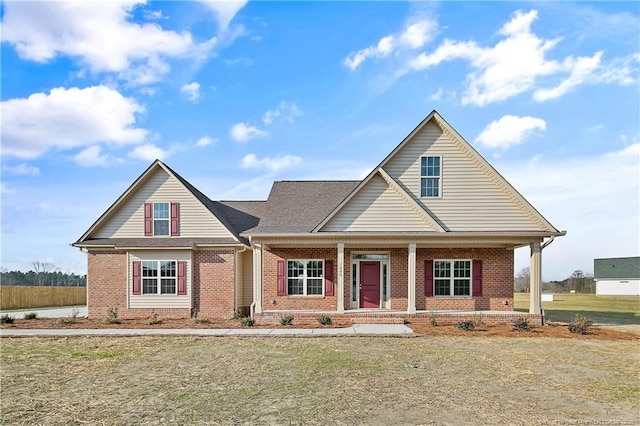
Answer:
129, 251, 191, 309
383, 122, 545, 232
235, 250, 244, 309
242, 249, 253, 307
94, 168, 235, 239
323, 174, 439, 232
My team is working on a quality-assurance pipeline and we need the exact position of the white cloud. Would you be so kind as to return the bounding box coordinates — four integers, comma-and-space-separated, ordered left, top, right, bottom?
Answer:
586, 124, 604, 133
240, 153, 302, 172
428, 88, 443, 101
230, 123, 269, 142
475, 115, 546, 150
1, 0, 217, 84
533, 52, 603, 101
2, 163, 40, 176
139, 86, 159, 96
262, 101, 303, 125
344, 18, 437, 71
408, 9, 638, 106
1, 86, 147, 159
503, 145, 639, 280
198, 0, 248, 33
73, 146, 112, 168
128, 144, 169, 162
0, 183, 17, 195
196, 136, 217, 147
180, 82, 201, 102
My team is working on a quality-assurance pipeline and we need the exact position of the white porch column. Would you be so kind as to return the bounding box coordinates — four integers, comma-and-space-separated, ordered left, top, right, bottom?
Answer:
337, 243, 345, 313
253, 243, 263, 314
529, 242, 541, 314
407, 243, 417, 314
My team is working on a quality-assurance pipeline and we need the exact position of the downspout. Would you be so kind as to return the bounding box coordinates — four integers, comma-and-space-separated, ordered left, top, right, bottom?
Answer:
537, 232, 566, 324
235, 245, 247, 316
248, 236, 256, 319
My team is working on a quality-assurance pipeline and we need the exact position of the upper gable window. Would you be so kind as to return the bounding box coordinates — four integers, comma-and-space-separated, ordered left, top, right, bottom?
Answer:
153, 203, 170, 236
144, 202, 179, 236
420, 156, 441, 198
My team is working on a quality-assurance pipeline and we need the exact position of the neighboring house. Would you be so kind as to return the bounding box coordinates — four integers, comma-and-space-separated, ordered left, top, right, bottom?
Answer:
72, 111, 564, 324
594, 257, 640, 296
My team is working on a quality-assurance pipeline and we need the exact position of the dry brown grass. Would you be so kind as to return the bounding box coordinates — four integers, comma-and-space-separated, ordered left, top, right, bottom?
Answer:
1, 335, 638, 425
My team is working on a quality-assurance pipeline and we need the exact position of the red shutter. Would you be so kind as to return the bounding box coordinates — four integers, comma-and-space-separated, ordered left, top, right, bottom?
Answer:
144, 203, 153, 236
424, 260, 433, 297
324, 260, 334, 296
277, 260, 286, 296
170, 202, 180, 236
177, 261, 187, 295
132, 261, 141, 295
472, 259, 483, 297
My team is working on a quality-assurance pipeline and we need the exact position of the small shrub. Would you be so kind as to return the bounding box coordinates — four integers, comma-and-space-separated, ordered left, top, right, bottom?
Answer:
472, 313, 484, 327
456, 320, 475, 331
428, 311, 438, 326
0, 314, 15, 324
146, 311, 162, 325
23, 312, 37, 320
193, 317, 211, 324
568, 313, 592, 335
279, 315, 294, 326
232, 309, 244, 320
240, 316, 255, 327
58, 308, 80, 325
104, 307, 121, 324
512, 317, 531, 331
317, 315, 332, 325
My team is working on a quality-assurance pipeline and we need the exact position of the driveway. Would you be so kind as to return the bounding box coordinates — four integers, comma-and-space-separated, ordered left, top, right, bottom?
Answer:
0, 306, 87, 318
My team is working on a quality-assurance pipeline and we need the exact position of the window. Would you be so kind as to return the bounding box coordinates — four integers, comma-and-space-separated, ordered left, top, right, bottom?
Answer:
142, 261, 176, 294
153, 203, 169, 236
434, 260, 471, 296
421, 156, 441, 197
287, 260, 324, 296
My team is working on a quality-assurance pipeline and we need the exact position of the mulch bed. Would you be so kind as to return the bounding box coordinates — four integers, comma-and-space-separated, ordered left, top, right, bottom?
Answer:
1, 317, 637, 340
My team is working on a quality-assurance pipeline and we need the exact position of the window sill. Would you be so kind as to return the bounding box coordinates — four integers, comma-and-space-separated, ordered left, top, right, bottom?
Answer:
286, 295, 325, 299
433, 296, 472, 299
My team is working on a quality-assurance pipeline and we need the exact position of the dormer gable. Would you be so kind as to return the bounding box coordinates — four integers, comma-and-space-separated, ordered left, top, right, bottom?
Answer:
75, 160, 237, 242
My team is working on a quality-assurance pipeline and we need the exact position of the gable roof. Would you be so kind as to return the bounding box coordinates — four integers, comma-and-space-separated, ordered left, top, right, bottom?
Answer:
594, 257, 640, 279
244, 181, 359, 234
314, 110, 561, 234
74, 160, 250, 245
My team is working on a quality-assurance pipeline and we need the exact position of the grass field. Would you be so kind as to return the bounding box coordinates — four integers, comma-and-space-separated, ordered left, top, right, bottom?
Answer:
514, 293, 640, 325
1, 335, 638, 425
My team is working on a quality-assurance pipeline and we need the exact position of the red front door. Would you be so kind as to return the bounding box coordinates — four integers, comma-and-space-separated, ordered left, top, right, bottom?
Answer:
360, 261, 381, 308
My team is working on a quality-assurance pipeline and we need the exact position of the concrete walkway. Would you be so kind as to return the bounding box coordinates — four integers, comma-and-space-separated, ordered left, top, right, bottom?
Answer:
0, 324, 413, 337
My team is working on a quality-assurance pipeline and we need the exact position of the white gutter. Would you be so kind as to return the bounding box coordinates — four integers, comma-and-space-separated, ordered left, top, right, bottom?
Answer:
541, 231, 566, 250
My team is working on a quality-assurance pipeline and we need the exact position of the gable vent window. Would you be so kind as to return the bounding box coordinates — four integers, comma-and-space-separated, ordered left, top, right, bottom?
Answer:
420, 156, 441, 198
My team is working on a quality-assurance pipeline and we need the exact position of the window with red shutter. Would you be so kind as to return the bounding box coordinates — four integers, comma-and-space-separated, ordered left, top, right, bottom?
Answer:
277, 260, 286, 296
177, 260, 187, 295
324, 260, 334, 296
170, 202, 180, 236
472, 260, 483, 297
132, 261, 142, 295
424, 259, 434, 297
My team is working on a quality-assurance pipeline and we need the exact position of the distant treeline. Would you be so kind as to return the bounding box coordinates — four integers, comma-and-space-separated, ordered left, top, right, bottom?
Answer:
0, 270, 86, 287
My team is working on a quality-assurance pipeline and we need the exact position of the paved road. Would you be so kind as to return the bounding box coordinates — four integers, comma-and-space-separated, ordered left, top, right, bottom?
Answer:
0, 306, 87, 318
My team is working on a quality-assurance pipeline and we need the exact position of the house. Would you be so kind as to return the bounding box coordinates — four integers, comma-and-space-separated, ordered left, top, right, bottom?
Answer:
594, 257, 640, 296
72, 111, 565, 325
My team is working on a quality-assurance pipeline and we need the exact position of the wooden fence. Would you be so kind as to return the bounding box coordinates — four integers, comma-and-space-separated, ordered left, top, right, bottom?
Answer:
0, 286, 86, 310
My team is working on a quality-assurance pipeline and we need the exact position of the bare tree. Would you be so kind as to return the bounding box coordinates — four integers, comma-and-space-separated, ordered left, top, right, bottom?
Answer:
32, 262, 57, 285
514, 267, 530, 293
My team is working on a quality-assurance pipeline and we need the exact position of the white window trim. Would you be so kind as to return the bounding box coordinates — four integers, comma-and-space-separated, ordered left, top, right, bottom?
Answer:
420, 155, 442, 199
287, 259, 324, 297
153, 202, 170, 237
433, 259, 472, 297
141, 260, 177, 295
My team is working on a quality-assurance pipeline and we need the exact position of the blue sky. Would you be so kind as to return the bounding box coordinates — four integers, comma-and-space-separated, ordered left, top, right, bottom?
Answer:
1, 1, 638, 280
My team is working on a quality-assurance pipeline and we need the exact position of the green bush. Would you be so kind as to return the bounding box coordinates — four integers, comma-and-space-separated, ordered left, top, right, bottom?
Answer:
512, 317, 531, 331
428, 311, 438, 326
472, 313, 484, 327
456, 321, 475, 331
232, 309, 244, 320
240, 316, 255, 327
146, 311, 162, 325
193, 317, 211, 324
58, 308, 80, 325
279, 315, 294, 325
317, 315, 332, 325
0, 314, 15, 324
23, 312, 37, 320
568, 313, 592, 335
104, 307, 121, 324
